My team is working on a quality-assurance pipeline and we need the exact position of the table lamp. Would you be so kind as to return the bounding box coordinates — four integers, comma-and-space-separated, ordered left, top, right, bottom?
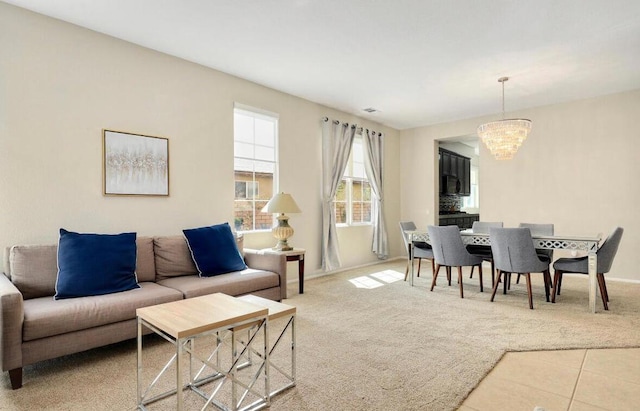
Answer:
261, 192, 301, 251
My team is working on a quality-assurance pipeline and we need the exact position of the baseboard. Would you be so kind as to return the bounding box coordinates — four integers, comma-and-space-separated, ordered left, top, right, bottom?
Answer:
287, 256, 405, 284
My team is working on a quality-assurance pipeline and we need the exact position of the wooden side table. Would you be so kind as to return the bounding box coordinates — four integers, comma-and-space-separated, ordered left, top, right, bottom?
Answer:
236, 295, 296, 399
258, 248, 306, 296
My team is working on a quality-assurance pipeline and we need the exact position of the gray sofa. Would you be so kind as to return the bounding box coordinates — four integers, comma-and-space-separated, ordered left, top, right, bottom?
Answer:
0, 235, 287, 389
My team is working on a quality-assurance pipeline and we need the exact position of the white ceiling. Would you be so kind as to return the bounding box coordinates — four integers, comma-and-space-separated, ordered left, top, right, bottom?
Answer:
5, 0, 640, 130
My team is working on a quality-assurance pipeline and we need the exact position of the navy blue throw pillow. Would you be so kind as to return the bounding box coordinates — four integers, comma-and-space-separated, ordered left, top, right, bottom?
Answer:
183, 223, 247, 277
55, 229, 139, 299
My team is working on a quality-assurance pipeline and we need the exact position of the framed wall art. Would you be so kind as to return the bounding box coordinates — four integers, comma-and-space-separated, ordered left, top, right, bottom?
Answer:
103, 130, 169, 196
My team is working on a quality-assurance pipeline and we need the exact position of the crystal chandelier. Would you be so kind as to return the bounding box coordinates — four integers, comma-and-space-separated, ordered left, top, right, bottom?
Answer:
477, 77, 532, 160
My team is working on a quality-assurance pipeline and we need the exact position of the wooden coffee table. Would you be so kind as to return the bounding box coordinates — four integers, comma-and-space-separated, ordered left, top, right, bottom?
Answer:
136, 293, 269, 410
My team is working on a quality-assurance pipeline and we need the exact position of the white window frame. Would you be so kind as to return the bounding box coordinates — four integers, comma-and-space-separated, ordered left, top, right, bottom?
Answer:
233, 104, 279, 232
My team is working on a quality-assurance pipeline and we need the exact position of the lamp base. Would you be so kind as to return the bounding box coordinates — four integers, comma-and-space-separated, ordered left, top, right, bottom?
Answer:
272, 213, 294, 251
273, 243, 293, 252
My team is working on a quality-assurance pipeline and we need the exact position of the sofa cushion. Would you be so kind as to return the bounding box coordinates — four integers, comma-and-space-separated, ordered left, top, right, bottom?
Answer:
8, 244, 58, 300
153, 235, 199, 280
7, 237, 159, 299
157, 268, 279, 299
135, 237, 156, 283
183, 223, 247, 277
55, 229, 140, 299
22, 282, 183, 341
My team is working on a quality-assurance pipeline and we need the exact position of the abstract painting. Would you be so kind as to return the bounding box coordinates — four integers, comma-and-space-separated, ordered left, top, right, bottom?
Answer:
103, 130, 169, 196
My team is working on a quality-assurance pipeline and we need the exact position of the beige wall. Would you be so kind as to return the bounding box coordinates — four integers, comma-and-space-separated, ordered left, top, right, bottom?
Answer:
401, 89, 640, 281
0, 3, 403, 277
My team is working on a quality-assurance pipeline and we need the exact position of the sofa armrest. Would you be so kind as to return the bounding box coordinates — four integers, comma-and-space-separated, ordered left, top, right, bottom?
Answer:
0, 273, 24, 372
243, 250, 288, 300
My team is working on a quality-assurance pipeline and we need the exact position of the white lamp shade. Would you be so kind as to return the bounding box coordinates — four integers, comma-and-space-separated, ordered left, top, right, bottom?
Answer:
261, 192, 301, 214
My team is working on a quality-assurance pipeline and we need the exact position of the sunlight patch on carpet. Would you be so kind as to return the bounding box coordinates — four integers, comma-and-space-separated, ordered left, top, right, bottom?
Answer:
349, 270, 404, 289
370, 269, 404, 283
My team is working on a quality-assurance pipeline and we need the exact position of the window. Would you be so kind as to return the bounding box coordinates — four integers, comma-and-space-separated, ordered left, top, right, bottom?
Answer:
335, 136, 372, 225
233, 106, 278, 232
462, 165, 479, 209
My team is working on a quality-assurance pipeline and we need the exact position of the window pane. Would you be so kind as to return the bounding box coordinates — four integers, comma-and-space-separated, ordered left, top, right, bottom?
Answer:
253, 160, 274, 200
254, 119, 275, 147
234, 114, 254, 143
255, 145, 275, 161
352, 139, 363, 162
362, 202, 372, 222
235, 142, 254, 159
235, 181, 247, 199
352, 201, 362, 223
352, 162, 365, 179
335, 202, 347, 224
255, 201, 271, 230
234, 201, 254, 231
335, 180, 346, 201
363, 181, 371, 201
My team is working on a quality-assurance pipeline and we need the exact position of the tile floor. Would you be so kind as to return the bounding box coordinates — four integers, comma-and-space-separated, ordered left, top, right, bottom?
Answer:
459, 348, 640, 411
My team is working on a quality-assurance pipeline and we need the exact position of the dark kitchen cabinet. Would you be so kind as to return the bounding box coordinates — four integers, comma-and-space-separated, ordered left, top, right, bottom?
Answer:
441, 151, 451, 177
438, 213, 479, 229
439, 148, 471, 196
449, 155, 458, 177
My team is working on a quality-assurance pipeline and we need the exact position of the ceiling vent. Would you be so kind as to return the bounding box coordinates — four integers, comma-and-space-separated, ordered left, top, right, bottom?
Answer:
362, 107, 378, 113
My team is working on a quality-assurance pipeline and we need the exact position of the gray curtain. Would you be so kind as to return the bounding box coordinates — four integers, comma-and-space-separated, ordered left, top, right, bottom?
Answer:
321, 119, 356, 271
363, 129, 389, 259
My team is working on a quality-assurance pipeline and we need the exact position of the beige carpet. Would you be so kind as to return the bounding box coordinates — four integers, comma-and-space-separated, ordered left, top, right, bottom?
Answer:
2, 260, 640, 410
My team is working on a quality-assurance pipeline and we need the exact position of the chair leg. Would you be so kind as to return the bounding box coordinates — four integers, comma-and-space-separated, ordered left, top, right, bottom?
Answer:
490, 270, 502, 302
446, 266, 452, 286
557, 272, 563, 295
543, 269, 551, 302
597, 273, 609, 310
516, 273, 521, 284
469, 265, 474, 279
600, 273, 610, 302
508, 273, 512, 290
503, 272, 508, 294
404, 259, 411, 281
490, 259, 495, 287
525, 273, 534, 309
478, 264, 484, 292
457, 266, 464, 298
431, 258, 435, 276
552, 270, 561, 303
417, 258, 422, 277
430, 264, 441, 291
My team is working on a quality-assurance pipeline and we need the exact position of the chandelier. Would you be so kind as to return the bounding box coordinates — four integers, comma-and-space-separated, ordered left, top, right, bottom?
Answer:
477, 77, 532, 160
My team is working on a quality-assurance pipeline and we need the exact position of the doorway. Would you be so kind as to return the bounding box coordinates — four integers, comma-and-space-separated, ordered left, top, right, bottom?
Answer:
437, 136, 480, 229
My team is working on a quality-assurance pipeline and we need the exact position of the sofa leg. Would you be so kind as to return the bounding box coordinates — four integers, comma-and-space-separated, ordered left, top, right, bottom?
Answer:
9, 368, 22, 389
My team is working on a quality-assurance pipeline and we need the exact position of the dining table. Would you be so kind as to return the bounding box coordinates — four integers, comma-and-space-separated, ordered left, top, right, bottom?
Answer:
407, 229, 602, 313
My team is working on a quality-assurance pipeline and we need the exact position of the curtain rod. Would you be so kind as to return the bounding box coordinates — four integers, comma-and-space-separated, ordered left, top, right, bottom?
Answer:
322, 116, 355, 129
322, 116, 382, 136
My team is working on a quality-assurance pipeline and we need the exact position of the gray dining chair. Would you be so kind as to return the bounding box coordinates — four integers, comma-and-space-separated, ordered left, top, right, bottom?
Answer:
489, 227, 552, 309
552, 227, 623, 310
399, 221, 435, 281
428, 225, 484, 298
515, 223, 554, 285
468, 221, 503, 286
